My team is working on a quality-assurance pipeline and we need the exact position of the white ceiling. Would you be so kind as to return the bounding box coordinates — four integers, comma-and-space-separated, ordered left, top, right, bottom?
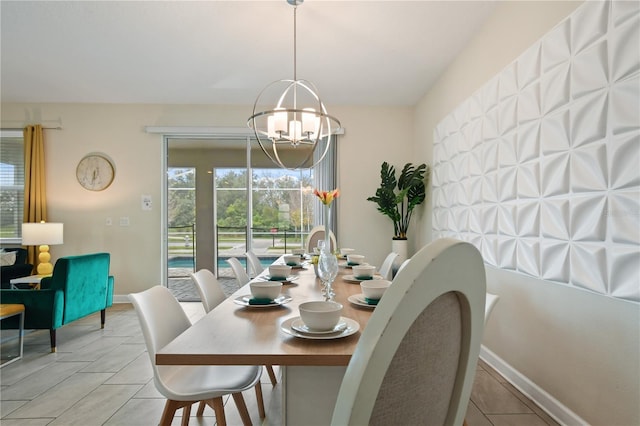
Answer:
1, 0, 497, 107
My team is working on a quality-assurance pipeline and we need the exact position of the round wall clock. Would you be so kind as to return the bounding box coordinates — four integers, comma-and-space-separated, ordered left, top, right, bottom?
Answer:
76, 154, 115, 191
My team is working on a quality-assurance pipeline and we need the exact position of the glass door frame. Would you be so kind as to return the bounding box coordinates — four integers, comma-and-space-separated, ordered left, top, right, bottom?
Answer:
155, 126, 337, 287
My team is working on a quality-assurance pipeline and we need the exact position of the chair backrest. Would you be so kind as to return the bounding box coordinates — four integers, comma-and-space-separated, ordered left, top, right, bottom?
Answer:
227, 257, 250, 286
190, 269, 227, 313
129, 286, 192, 395
47, 252, 111, 323
331, 238, 486, 426
377, 252, 399, 280
245, 251, 265, 277
485, 293, 500, 325
306, 225, 337, 254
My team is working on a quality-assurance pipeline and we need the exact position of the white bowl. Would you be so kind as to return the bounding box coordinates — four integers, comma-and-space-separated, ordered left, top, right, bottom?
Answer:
269, 264, 292, 279
283, 255, 301, 266
347, 254, 365, 265
299, 301, 343, 331
291, 248, 306, 256
250, 281, 283, 300
352, 264, 376, 278
340, 248, 355, 256
360, 280, 391, 301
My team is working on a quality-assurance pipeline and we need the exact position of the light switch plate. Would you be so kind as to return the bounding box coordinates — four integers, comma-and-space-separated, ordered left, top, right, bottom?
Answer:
142, 195, 152, 211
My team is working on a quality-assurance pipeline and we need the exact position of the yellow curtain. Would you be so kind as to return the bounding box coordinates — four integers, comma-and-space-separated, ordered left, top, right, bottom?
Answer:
23, 124, 47, 269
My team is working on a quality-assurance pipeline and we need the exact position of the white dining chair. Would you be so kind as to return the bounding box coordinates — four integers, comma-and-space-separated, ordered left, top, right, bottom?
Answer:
190, 269, 227, 314
227, 257, 250, 286
377, 252, 399, 280
306, 225, 337, 254
245, 250, 265, 278
129, 286, 264, 426
190, 269, 278, 390
331, 238, 486, 426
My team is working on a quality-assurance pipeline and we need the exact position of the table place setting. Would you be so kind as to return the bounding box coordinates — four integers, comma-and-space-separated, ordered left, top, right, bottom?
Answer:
254, 264, 300, 284
348, 280, 391, 309
343, 264, 384, 283
233, 281, 292, 308
280, 301, 360, 340
340, 253, 366, 268
282, 254, 308, 269
337, 247, 355, 260
255, 274, 300, 283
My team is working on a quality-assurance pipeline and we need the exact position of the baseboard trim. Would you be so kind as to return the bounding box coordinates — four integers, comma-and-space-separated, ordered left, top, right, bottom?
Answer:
113, 295, 131, 304
479, 345, 588, 426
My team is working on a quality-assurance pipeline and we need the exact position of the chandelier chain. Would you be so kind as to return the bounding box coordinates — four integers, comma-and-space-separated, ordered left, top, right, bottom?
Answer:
293, 6, 297, 81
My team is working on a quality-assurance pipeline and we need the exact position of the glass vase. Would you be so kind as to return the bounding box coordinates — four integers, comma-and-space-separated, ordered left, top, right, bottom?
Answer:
318, 205, 338, 300
324, 203, 331, 252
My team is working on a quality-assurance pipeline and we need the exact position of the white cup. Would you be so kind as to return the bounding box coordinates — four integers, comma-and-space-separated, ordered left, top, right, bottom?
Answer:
269, 264, 292, 279
299, 301, 343, 331
360, 279, 391, 301
347, 254, 365, 265
352, 264, 376, 279
250, 281, 282, 300
283, 255, 301, 266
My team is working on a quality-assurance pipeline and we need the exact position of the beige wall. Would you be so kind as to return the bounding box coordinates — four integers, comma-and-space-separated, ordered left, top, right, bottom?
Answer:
0, 103, 413, 297
413, 1, 639, 425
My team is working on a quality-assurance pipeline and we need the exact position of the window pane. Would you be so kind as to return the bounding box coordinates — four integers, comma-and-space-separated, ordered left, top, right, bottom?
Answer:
167, 167, 196, 271
0, 133, 24, 240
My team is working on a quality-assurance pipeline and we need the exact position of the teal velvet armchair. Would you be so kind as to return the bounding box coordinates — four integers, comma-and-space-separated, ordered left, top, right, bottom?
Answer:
0, 252, 114, 352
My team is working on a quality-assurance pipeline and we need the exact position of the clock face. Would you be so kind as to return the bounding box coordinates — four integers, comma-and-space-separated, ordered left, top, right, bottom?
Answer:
76, 154, 115, 191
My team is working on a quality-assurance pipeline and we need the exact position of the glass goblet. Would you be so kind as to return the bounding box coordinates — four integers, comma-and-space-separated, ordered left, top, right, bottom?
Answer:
318, 246, 338, 301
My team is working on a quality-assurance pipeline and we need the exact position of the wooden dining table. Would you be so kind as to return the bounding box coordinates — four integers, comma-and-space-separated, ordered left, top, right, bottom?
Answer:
156, 256, 376, 425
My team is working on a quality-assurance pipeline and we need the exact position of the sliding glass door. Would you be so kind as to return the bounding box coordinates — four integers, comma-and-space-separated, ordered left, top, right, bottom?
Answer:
165, 132, 336, 299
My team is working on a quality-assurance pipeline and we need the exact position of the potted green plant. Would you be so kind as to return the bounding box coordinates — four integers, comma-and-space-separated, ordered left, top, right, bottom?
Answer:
367, 162, 429, 260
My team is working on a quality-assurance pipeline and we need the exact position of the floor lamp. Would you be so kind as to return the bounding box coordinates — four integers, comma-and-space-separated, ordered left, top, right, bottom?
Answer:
21, 222, 64, 275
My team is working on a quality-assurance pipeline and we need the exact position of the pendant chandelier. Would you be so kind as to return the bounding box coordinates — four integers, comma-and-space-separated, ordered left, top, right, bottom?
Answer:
248, 0, 341, 170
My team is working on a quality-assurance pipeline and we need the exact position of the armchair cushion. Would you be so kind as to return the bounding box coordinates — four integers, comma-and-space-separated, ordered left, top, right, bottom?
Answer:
1, 250, 17, 266
0, 248, 34, 289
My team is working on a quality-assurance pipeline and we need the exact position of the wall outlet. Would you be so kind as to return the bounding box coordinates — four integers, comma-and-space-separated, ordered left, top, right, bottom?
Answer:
119, 217, 130, 226
106, 217, 112, 226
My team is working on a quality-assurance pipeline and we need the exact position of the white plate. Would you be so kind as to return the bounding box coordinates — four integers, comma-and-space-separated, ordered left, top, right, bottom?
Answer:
339, 261, 369, 269
291, 318, 348, 335
281, 317, 359, 340
257, 275, 300, 283
233, 294, 292, 308
284, 264, 306, 269
348, 293, 377, 309
342, 274, 383, 283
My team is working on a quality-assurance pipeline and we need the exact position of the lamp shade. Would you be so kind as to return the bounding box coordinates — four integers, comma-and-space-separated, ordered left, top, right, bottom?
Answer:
21, 222, 64, 246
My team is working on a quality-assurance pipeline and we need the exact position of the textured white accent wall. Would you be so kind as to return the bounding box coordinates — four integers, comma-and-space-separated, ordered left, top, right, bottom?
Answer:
432, 1, 639, 302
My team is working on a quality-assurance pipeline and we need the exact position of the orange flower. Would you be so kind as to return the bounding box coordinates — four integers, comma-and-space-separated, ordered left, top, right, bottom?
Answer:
313, 188, 340, 205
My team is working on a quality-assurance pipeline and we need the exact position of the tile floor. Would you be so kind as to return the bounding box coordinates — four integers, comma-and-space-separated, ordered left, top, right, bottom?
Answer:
1, 302, 560, 425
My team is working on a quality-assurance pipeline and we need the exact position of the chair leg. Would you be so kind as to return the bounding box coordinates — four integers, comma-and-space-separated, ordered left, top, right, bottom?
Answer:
159, 400, 181, 426
266, 364, 278, 386
159, 400, 196, 426
181, 404, 191, 426
232, 392, 252, 426
196, 400, 206, 416
50, 329, 56, 353
255, 382, 266, 419
101, 308, 106, 328
209, 397, 226, 426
